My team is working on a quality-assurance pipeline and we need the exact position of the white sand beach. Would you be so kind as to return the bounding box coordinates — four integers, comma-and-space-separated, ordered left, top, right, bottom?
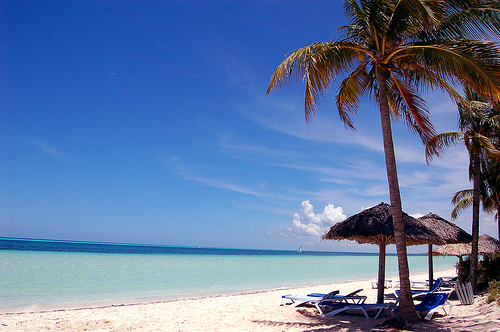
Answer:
1, 267, 499, 331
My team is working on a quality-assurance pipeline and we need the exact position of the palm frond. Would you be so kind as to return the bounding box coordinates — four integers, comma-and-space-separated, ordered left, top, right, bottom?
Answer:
408, 40, 500, 103
472, 133, 500, 161
344, 0, 372, 42
482, 196, 497, 213
336, 61, 371, 129
425, 131, 463, 162
267, 42, 358, 121
396, 61, 465, 104
387, 71, 435, 142
440, 0, 500, 39
451, 194, 473, 219
452, 188, 474, 204
390, 0, 445, 37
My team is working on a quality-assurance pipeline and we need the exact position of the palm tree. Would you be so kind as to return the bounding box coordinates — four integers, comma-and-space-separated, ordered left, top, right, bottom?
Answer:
452, 158, 500, 240
267, 0, 500, 321
426, 89, 500, 292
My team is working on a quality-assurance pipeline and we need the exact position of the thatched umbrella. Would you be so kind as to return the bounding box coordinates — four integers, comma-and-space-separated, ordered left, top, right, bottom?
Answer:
478, 234, 500, 255
432, 243, 472, 261
433, 234, 500, 259
322, 202, 443, 304
418, 213, 472, 289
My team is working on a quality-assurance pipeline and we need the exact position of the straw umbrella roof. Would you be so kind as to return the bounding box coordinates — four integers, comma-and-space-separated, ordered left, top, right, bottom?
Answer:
432, 243, 473, 257
322, 202, 443, 246
417, 213, 472, 244
432, 234, 500, 256
417, 213, 471, 287
478, 234, 500, 254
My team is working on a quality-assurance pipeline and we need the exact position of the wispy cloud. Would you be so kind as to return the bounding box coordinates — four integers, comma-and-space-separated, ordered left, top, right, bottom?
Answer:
185, 174, 265, 198
162, 155, 266, 198
14, 136, 64, 159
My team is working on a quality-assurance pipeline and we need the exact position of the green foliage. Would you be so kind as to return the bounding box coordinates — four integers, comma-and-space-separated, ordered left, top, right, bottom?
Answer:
479, 253, 500, 290
456, 258, 470, 283
456, 254, 500, 289
486, 280, 500, 305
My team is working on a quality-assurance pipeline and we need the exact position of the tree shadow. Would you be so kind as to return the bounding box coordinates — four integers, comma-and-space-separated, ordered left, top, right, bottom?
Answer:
251, 311, 465, 332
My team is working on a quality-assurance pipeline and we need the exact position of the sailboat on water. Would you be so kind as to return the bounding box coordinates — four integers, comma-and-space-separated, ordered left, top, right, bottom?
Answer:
297, 245, 302, 253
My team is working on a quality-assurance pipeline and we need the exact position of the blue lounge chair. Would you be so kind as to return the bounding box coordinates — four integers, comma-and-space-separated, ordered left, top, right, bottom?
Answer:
307, 288, 363, 300
393, 292, 452, 320
282, 289, 366, 314
317, 289, 366, 306
395, 277, 444, 298
281, 290, 340, 312
415, 293, 453, 320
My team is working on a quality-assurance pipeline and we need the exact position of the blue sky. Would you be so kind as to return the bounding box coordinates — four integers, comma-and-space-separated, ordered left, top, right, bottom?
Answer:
1, 0, 497, 252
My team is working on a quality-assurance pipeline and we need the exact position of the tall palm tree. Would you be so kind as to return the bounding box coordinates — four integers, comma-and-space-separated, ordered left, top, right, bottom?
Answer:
267, 0, 500, 321
452, 158, 500, 240
426, 89, 500, 291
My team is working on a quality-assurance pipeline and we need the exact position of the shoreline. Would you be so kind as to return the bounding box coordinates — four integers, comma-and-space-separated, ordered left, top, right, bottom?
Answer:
0, 268, 453, 315
2, 267, 499, 331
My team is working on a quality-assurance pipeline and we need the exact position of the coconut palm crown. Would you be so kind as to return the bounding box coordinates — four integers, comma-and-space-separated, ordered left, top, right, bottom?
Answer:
267, 0, 500, 322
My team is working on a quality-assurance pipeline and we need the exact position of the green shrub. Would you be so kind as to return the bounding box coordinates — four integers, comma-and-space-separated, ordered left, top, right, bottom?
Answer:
479, 254, 500, 286
456, 258, 470, 283
455, 254, 500, 294
486, 280, 500, 305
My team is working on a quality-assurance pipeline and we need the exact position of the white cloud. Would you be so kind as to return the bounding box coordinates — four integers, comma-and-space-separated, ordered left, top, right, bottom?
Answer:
291, 200, 346, 237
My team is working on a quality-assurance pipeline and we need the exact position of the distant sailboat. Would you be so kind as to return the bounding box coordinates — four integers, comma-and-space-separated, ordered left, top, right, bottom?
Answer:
298, 245, 302, 253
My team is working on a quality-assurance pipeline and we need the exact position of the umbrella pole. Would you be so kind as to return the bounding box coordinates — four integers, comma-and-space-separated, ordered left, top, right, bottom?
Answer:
377, 242, 386, 304
428, 244, 434, 291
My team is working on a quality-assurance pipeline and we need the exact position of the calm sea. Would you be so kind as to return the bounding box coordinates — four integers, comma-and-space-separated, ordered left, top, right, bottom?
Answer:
0, 238, 457, 312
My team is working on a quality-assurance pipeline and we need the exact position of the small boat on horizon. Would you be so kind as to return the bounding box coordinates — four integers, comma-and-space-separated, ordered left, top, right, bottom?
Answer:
298, 245, 302, 253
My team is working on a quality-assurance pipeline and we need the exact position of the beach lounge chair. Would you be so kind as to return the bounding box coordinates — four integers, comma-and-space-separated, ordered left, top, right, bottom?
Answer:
324, 303, 391, 319
371, 280, 393, 289
395, 277, 444, 298
393, 292, 452, 320
306, 288, 364, 301
282, 289, 365, 314
441, 276, 458, 288
281, 290, 340, 312
415, 293, 453, 320
317, 289, 366, 305
394, 280, 429, 289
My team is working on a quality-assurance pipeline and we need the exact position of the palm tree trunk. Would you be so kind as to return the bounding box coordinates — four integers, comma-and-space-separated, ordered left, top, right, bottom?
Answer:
470, 155, 481, 292
377, 239, 387, 304
497, 209, 500, 240
428, 244, 434, 291
377, 68, 418, 321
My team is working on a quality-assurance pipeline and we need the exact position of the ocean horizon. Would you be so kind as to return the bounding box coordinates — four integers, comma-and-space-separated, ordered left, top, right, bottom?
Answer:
0, 237, 458, 312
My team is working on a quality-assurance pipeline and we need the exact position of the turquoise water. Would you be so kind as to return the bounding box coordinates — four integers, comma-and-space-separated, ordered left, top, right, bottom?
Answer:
0, 245, 457, 311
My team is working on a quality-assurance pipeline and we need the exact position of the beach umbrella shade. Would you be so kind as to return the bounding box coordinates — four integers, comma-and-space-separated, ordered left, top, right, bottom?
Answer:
418, 213, 472, 289
322, 202, 443, 304
433, 234, 500, 259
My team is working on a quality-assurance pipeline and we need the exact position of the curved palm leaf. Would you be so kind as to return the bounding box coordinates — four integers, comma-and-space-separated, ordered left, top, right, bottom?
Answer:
336, 61, 371, 129
451, 193, 473, 220
425, 131, 463, 161
387, 73, 435, 142
439, 0, 500, 39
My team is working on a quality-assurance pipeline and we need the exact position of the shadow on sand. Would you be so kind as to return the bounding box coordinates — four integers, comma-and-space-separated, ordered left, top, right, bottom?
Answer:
251, 310, 466, 332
